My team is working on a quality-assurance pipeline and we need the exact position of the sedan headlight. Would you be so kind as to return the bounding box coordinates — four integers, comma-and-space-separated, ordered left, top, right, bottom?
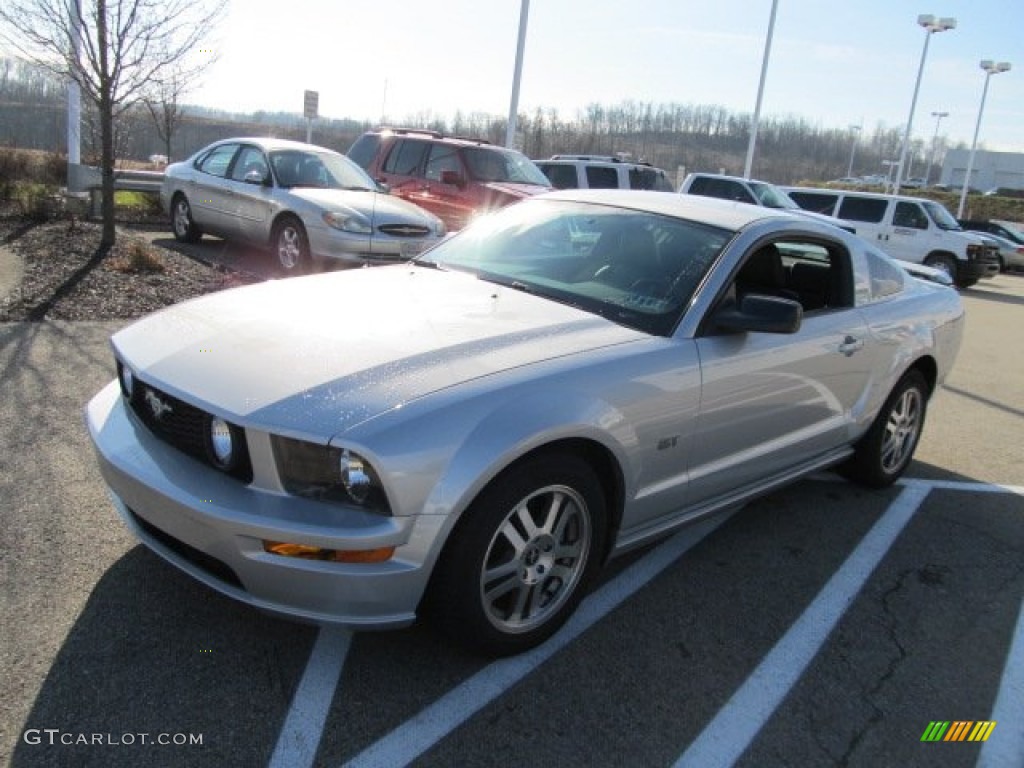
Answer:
322, 211, 372, 234
272, 436, 390, 514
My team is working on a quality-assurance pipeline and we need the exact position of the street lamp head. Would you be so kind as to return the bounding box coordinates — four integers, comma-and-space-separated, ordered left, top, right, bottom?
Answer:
978, 60, 1012, 74
931, 111, 949, 118
918, 14, 956, 32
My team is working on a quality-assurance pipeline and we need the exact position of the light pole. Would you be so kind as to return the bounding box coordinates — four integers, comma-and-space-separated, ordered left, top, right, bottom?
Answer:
743, 0, 779, 179
893, 14, 955, 195
846, 124, 861, 178
505, 0, 530, 149
923, 111, 947, 187
957, 60, 1011, 218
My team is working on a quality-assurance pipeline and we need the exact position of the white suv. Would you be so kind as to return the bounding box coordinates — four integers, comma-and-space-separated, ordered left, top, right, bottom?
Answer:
535, 155, 674, 191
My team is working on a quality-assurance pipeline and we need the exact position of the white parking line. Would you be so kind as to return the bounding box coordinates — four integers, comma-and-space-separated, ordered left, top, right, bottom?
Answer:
269, 626, 352, 768
673, 481, 932, 768
341, 513, 733, 768
977, 595, 1024, 768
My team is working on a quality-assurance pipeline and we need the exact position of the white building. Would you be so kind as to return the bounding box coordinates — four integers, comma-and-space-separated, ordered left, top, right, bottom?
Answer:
941, 149, 1024, 191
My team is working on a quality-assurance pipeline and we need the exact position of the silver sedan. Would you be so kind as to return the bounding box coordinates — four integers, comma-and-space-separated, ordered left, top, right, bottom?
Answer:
160, 137, 446, 271
87, 191, 964, 656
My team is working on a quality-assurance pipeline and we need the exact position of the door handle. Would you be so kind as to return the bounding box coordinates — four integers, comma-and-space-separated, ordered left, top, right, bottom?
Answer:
839, 336, 864, 356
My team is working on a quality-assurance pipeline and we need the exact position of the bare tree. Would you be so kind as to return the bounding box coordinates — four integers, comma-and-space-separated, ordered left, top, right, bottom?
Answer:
144, 71, 187, 164
0, 0, 225, 246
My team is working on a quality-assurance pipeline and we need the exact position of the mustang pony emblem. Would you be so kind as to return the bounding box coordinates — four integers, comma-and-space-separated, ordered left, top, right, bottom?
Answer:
144, 389, 173, 420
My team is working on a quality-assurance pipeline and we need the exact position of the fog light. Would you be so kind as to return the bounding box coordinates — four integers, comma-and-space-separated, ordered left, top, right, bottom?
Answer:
263, 540, 395, 563
208, 417, 235, 468
118, 363, 134, 398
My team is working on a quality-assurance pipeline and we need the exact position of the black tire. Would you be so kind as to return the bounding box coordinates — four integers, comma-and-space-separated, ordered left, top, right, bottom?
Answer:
842, 370, 928, 488
272, 216, 311, 273
426, 453, 607, 656
171, 194, 202, 243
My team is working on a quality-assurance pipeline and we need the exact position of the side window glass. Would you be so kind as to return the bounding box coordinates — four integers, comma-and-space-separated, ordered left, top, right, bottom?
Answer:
893, 202, 928, 229
789, 191, 838, 214
382, 140, 429, 176
229, 146, 268, 182
540, 165, 578, 189
585, 166, 618, 189
838, 197, 887, 223
865, 249, 906, 300
424, 144, 461, 181
346, 134, 379, 170
725, 181, 756, 204
197, 144, 238, 178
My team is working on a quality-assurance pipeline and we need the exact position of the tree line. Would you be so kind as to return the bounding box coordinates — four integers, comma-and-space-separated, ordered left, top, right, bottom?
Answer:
1, 55, 964, 187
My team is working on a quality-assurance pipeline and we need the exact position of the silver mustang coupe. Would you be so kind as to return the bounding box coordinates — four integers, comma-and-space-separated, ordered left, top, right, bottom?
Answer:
86, 191, 964, 656
160, 137, 446, 271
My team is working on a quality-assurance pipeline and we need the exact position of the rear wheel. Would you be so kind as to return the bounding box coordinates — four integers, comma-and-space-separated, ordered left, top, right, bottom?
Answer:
171, 194, 202, 243
842, 370, 928, 488
426, 453, 607, 656
272, 216, 310, 273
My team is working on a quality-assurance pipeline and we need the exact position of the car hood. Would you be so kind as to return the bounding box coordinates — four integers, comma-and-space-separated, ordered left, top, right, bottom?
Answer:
112, 267, 645, 437
482, 181, 552, 199
287, 188, 439, 226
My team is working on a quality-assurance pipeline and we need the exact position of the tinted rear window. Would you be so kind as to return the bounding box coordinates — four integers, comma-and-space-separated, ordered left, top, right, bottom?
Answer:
838, 197, 888, 223
788, 191, 839, 214
346, 134, 379, 170
585, 166, 619, 189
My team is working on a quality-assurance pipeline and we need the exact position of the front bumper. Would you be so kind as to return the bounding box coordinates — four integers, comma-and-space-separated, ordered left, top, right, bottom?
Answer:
85, 381, 444, 628
307, 225, 440, 265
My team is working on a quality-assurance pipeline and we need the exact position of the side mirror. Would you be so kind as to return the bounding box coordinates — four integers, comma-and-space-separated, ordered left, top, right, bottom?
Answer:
244, 169, 269, 186
712, 294, 802, 334
440, 170, 466, 188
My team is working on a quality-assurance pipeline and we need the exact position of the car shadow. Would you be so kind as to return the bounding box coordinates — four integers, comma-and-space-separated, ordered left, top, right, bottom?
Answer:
10, 547, 318, 768
963, 281, 1024, 307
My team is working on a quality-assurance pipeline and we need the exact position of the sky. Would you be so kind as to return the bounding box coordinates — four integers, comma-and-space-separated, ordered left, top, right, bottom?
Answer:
23, 0, 1024, 156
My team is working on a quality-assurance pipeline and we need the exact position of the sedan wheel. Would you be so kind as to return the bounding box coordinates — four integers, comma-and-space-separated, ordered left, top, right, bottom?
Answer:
426, 454, 607, 656
273, 217, 310, 273
171, 195, 201, 243
842, 370, 927, 487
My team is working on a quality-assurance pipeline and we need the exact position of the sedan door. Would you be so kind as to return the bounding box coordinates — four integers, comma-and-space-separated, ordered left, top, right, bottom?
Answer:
687, 239, 881, 505
186, 143, 241, 236
225, 145, 275, 242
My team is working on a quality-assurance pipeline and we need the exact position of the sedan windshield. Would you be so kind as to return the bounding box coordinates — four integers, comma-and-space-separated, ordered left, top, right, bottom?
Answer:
271, 150, 376, 191
417, 200, 731, 335
463, 147, 552, 186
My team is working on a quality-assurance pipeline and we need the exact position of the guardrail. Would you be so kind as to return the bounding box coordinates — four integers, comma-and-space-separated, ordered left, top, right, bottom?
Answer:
68, 164, 165, 217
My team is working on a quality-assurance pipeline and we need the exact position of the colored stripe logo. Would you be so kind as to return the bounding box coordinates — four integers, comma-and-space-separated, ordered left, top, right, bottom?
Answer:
921, 721, 997, 742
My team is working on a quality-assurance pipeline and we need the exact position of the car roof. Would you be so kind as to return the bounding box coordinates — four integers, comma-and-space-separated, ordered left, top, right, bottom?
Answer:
539, 189, 795, 231
210, 137, 342, 155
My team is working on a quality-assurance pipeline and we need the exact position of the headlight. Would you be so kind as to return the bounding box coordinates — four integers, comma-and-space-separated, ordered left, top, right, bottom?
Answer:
117, 361, 134, 398
322, 211, 372, 234
272, 436, 390, 514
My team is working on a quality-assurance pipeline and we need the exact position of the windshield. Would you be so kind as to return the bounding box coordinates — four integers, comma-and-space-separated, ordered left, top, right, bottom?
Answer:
923, 201, 960, 230
415, 199, 731, 335
463, 146, 552, 186
270, 150, 376, 191
749, 181, 800, 209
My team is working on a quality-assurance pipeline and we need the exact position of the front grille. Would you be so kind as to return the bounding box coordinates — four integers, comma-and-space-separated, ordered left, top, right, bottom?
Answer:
125, 375, 253, 483
128, 507, 244, 590
377, 223, 431, 238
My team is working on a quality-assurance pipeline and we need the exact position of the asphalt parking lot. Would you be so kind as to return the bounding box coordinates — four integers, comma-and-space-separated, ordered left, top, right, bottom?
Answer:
1, 262, 1021, 768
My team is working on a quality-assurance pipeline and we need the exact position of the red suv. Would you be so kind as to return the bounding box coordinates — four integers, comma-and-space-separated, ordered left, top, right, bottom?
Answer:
347, 128, 551, 231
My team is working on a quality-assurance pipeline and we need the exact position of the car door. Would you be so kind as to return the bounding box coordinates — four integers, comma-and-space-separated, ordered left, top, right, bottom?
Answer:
687, 237, 882, 504
376, 138, 432, 211
887, 200, 930, 264
422, 142, 474, 229
187, 143, 240, 236
225, 144, 274, 243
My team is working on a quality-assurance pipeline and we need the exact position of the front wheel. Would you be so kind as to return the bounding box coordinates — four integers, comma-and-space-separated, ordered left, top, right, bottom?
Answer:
841, 370, 928, 488
272, 216, 310, 273
924, 254, 956, 284
426, 453, 607, 656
